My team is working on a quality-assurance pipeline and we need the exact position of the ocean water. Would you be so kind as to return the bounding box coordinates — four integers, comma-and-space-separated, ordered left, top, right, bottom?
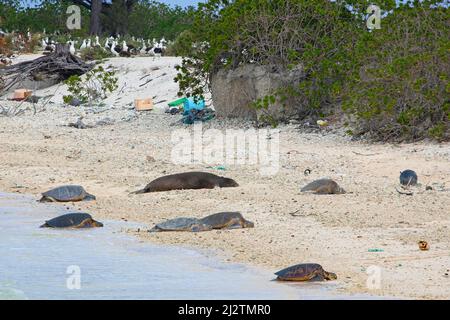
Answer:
0, 192, 370, 300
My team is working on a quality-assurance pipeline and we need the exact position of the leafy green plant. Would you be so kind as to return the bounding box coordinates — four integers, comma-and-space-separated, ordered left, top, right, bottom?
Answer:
63, 66, 118, 108
341, 2, 449, 141
174, 0, 361, 120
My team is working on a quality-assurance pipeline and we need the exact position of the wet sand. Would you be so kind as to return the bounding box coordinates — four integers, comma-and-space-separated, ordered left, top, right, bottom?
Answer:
0, 56, 449, 299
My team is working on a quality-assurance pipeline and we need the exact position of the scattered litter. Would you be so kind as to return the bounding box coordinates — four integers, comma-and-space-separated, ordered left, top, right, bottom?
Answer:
168, 97, 187, 107
400, 169, 418, 186
304, 168, 312, 176
316, 119, 328, 127
418, 240, 430, 251
395, 186, 413, 196
183, 97, 205, 114
208, 165, 226, 171
12, 88, 32, 101
134, 98, 153, 111
368, 248, 384, 252
68, 117, 93, 129
182, 108, 215, 124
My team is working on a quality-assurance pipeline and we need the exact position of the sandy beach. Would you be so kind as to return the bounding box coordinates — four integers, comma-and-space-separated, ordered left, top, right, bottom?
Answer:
1, 55, 449, 299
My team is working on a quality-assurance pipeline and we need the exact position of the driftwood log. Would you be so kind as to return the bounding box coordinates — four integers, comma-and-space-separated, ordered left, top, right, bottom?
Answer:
0, 44, 93, 94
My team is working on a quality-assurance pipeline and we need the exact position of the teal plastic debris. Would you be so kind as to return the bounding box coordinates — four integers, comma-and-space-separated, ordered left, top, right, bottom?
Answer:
368, 248, 384, 252
183, 97, 205, 115
208, 165, 226, 171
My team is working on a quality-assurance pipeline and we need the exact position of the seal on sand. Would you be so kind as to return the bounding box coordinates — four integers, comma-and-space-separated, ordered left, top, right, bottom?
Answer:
131, 172, 239, 194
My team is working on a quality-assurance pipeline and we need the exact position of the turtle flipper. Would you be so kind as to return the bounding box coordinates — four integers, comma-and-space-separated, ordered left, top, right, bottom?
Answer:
39, 196, 54, 202
129, 188, 147, 195
40, 222, 50, 228
191, 223, 213, 232
222, 218, 246, 230
83, 193, 96, 201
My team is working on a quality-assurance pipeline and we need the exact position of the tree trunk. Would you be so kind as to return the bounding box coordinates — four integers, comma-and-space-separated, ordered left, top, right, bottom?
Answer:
89, 0, 102, 35
0, 44, 93, 93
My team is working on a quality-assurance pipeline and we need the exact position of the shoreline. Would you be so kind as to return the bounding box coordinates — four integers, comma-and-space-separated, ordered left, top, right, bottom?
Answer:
1, 56, 449, 299
1, 191, 381, 300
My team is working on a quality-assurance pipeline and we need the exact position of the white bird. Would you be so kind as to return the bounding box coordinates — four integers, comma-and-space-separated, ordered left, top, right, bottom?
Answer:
153, 42, 162, 58
80, 39, 87, 50
86, 39, 91, 48
41, 38, 47, 48
139, 40, 147, 55
69, 41, 76, 55
94, 36, 100, 47
110, 41, 119, 57
122, 40, 128, 53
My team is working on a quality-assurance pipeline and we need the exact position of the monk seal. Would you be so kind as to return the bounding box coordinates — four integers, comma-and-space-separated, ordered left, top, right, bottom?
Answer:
131, 172, 239, 194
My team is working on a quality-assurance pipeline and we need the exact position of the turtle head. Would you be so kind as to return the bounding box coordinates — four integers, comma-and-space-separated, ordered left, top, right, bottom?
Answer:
325, 271, 337, 280
243, 219, 255, 228
219, 177, 239, 188
90, 219, 104, 228
337, 187, 346, 194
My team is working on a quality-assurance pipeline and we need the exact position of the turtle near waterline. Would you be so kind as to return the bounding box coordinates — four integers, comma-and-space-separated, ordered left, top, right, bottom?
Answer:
199, 212, 254, 230
301, 179, 345, 194
149, 217, 211, 232
40, 213, 103, 228
275, 263, 337, 281
39, 185, 96, 202
149, 212, 254, 232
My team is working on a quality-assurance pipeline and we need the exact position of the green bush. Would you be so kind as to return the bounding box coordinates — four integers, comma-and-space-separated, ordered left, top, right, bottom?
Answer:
175, 0, 448, 141
63, 66, 118, 107
174, 0, 360, 118
342, 3, 449, 141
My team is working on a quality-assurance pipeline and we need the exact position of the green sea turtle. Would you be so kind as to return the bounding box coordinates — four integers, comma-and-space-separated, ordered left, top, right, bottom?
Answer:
40, 213, 103, 228
149, 212, 254, 232
199, 212, 254, 230
275, 263, 337, 281
149, 217, 211, 232
132, 172, 239, 194
301, 179, 345, 194
39, 185, 96, 202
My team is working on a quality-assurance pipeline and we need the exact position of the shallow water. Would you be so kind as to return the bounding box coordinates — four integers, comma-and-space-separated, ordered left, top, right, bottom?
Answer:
0, 192, 372, 300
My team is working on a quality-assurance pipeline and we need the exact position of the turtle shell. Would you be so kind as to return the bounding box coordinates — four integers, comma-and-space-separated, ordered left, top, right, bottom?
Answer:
199, 212, 254, 229
41, 213, 103, 228
149, 217, 211, 232
275, 263, 327, 281
40, 185, 95, 202
400, 170, 418, 186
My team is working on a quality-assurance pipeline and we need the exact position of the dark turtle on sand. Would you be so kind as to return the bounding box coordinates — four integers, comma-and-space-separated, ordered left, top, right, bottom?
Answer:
149, 212, 254, 232
39, 185, 96, 202
132, 172, 239, 194
400, 170, 418, 186
301, 179, 345, 194
40, 213, 103, 228
149, 217, 211, 232
199, 212, 254, 230
275, 263, 337, 282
